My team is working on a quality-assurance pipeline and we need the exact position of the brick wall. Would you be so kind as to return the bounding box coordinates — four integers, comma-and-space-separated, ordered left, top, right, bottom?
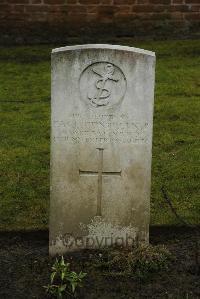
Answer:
0, 0, 199, 44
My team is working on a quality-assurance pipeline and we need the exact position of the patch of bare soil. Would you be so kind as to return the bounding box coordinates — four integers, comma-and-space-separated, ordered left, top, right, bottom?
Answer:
0, 227, 199, 299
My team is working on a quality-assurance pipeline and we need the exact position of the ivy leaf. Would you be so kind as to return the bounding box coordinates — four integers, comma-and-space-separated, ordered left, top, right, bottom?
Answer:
50, 271, 56, 283
60, 284, 67, 292
61, 271, 65, 281
71, 281, 77, 293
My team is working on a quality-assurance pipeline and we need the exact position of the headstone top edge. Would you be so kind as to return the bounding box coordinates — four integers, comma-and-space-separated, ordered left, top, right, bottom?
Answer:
51, 44, 155, 57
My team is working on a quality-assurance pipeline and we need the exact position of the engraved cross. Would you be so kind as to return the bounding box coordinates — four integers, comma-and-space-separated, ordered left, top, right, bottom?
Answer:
79, 148, 121, 216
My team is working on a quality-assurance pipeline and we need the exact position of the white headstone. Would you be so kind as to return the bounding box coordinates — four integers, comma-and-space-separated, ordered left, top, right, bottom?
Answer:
50, 44, 155, 255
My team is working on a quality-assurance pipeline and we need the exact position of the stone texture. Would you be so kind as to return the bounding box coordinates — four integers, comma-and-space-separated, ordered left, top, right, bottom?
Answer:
49, 44, 155, 255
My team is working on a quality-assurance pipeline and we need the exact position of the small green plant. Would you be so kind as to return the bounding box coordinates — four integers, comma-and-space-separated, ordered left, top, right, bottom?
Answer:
129, 244, 172, 280
44, 256, 87, 298
95, 244, 172, 281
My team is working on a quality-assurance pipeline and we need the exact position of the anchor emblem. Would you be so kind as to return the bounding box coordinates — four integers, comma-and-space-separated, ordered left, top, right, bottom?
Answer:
88, 63, 119, 107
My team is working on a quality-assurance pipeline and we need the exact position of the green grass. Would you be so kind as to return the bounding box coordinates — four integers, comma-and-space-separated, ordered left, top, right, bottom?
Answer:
0, 40, 199, 230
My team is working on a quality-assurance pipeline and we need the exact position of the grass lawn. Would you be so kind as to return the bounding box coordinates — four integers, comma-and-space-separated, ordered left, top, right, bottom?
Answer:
0, 40, 199, 231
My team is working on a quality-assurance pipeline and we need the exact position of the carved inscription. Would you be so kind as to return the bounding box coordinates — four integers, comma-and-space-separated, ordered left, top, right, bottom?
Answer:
53, 113, 150, 145
79, 62, 127, 108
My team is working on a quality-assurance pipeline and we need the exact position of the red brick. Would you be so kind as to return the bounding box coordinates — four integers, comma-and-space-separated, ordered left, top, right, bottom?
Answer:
149, 0, 170, 4
43, 0, 65, 4
86, 12, 98, 21
66, 0, 78, 3
115, 5, 131, 12
137, 0, 149, 3
48, 5, 63, 12
28, 13, 48, 21
170, 5, 189, 11
0, 4, 10, 11
47, 12, 67, 20
185, 0, 200, 3
171, 11, 184, 18
65, 13, 87, 21
136, 12, 171, 19
98, 5, 115, 14
114, 12, 135, 18
101, 0, 113, 4
132, 4, 155, 12
99, 15, 113, 22
184, 12, 200, 19
87, 5, 98, 12
11, 4, 25, 12
0, 0, 199, 40
25, 4, 49, 12
31, 0, 43, 3
190, 5, 200, 11
9, 0, 29, 3
79, 0, 100, 4
155, 4, 171, 11
6, 12, 29, 20
114, 0, 135, 4
172, 0, 184, 3
62, 4, 87, 13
